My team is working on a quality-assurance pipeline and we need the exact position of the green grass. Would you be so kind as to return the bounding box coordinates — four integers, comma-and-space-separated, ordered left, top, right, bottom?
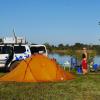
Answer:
0, 73, 100, 100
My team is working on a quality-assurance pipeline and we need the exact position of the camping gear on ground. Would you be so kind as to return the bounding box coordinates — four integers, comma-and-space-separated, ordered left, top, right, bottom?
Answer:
70, 57, 81, 71
77, 66, 83, 74
89, 63, 100, 72
93, 64, 98, 71
71, 57, 77, 69
63, 60, 71, 71
0, 54, 74, 82
92, 64, 100, 72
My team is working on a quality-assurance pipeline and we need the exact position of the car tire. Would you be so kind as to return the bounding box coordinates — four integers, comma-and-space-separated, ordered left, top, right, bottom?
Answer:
9, 61, 21, 71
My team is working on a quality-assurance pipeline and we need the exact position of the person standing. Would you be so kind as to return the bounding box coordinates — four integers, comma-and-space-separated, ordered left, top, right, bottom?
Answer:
5, 46, 14, 71
81, 47, 88, 74
82, 47, 88, 60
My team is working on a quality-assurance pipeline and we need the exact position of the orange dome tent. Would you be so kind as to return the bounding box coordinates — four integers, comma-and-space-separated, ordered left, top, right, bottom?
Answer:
0, 54, 74, 82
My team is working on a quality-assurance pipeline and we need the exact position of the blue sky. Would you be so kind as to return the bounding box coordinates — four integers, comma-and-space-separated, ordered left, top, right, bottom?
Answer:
0, 0, 100, 45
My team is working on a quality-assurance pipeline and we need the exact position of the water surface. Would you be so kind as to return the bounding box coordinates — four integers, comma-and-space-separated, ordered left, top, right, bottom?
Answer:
49, 53, 100, 65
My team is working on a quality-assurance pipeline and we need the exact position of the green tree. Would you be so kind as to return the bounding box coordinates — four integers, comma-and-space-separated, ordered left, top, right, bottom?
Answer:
43, 43, 52, 52
58, 43, 65, 49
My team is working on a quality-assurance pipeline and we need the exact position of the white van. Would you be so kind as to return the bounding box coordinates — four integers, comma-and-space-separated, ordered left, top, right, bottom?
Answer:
0, 44, 31, 71
0, 44, 48, 71
0, 45, 11, 68
30, 44, 48, 56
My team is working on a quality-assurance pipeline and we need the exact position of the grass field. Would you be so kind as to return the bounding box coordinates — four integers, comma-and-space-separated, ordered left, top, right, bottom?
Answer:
0, 73, 100, 100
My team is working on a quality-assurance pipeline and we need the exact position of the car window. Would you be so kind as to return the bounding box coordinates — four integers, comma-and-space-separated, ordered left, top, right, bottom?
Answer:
30, 46, 46, 54
0, 46, 12, 54
14, 46, 26, 53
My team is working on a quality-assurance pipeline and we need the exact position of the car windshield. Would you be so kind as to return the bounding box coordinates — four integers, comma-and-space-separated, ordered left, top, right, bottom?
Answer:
30, 46, 46, 54
14, 46, 26, 53
0, 46, 12, 54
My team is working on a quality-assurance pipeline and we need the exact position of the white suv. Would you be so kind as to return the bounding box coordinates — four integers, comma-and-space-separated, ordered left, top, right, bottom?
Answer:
0, 44, 31, 71
30, 44, 48, 56
0, 45, 12, 68
0, 44, 48, 71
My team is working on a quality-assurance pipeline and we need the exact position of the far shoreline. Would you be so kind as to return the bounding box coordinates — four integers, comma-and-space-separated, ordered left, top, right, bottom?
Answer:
48, 49, 97, 59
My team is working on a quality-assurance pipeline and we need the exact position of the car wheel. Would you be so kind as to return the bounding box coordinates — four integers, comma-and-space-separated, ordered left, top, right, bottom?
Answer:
9, 61, 21, 71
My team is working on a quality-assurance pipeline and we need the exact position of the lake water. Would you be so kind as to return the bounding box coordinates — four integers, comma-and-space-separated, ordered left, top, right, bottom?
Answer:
49, 53, 100, 66
49, 53, 71, 66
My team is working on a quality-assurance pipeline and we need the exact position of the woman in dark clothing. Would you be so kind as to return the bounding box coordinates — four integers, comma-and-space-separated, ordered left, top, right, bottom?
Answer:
5, 46, 14, 71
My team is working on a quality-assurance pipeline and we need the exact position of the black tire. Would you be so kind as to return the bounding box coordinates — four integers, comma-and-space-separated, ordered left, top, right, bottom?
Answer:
9, 61, 21, 71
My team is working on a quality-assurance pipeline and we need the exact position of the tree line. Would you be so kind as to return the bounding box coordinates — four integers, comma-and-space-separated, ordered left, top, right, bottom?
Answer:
44, 42, 100, 53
